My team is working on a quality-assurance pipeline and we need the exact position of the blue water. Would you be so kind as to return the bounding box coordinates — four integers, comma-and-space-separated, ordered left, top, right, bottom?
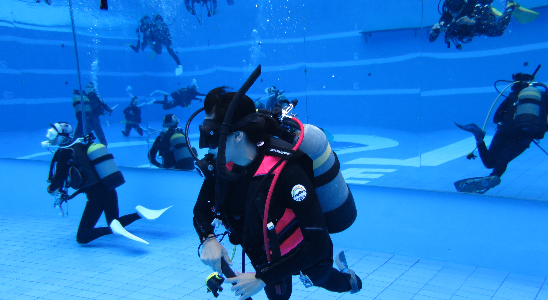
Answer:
2, 1, 548, 298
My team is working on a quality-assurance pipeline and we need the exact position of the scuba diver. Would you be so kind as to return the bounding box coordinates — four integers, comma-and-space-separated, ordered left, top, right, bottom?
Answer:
429, 0, 538, 50
129, 15, 183, 75
151, 15, 183, 75
148, 114, 196, 170
129, 16, 154, 53
455, 67, 548, 194
185, 0, 234, 23
43, 122, 172, 245
122, 96, 143, 137
191, 74, 360, 299
151, 79, 206, 110
254, 86, 288, 110
85, 82, 113, 146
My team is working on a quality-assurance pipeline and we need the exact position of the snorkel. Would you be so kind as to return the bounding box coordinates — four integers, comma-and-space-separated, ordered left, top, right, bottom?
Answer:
215, 65, 263, 181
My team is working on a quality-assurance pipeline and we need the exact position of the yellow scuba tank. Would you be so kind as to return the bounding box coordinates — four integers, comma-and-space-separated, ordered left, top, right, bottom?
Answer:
296, 124, 357, 233
87, 143, 125, 190
170, 132, 194, 170
72, 95, 91, 115
514, 86, 543, 134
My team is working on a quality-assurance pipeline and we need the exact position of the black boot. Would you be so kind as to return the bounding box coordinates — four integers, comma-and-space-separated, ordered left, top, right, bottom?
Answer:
455, 122, 485, 142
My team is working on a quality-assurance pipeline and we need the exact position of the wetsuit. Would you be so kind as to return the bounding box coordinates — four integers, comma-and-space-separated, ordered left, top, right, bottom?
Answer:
130, 17, 154, 53
149, 128, 195, 170
431, 0, 514, 48
86, 91, 112, 146
478, 90, 548, 177
122, 102, 143, 136
193, 138, 355, 299
73, 95, 92, 140
150, 19, 181, 66
155, 87, 205, 110
47, 143, 141, 244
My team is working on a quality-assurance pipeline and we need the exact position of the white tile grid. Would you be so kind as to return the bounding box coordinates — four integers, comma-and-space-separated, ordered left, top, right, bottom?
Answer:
0, 214, 546, 300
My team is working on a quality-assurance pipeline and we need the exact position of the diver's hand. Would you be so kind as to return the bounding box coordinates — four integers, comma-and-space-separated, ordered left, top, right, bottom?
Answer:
456, 16, 476, 25
226, 271, 266, 300
47, 186, 57, 196
200, 236, 233, 274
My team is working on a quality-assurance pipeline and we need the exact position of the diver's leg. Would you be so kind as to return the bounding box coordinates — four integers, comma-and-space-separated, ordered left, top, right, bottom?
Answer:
76, 186, 112, 244
478, 129, 506, 169
263, 277, 292, 300
490, 0, 516, 36
74, 115, 84, 139
101, 188, 141, 228
130, 39, 140, 53
166, 45, 181, 66
89, 115, 108, 146
490, 138, 531, 177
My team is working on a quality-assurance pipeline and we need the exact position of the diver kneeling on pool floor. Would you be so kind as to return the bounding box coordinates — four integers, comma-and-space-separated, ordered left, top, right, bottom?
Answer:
43, 122, 172, 245
190, 65, 361, 300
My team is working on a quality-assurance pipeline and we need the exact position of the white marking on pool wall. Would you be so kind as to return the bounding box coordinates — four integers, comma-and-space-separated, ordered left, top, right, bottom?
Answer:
345, 136, 493, 167
332, 134, 399, 155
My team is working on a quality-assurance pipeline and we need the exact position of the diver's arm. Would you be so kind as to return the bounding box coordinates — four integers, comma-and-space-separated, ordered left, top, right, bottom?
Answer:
148, 136, 162, 167
193, 177, 217, 240
255, 163, 331, 286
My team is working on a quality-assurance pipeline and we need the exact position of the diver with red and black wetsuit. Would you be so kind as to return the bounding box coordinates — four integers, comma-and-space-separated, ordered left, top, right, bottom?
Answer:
192, 87, 361, 300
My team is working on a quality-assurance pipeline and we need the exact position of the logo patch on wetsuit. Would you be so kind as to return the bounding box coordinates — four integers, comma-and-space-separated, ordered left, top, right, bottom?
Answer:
291, 184, 307, 202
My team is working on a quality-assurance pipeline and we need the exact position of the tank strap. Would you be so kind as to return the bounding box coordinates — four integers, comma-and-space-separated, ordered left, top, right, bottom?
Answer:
254, 156, 283, 177
90, 153, 114, 166
314, 152, 340, 187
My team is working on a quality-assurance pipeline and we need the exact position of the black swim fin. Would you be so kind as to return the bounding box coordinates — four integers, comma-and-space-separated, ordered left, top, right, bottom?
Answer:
454, 176, 501, 194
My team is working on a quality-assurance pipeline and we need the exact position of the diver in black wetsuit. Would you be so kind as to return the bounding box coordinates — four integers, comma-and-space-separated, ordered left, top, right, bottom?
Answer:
84, 82, 113, 146
455, 72, 548, 193
43, 122, 171, 245
193, 87, 361, 300
429, 0, 516, 49
151, 80, 205, 110
150, 15, 182, 70
130, 16, 154, 53
149, 114, 196, 170
122, 96, 143, 137
184, 0, 234, 18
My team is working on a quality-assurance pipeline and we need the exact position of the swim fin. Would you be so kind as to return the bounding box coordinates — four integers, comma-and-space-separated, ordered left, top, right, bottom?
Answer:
110, 219, 149, 244
175, 65, 183, 76
149, 51, 156, 60
512, 3, 540, 24
454, 176, 501, 194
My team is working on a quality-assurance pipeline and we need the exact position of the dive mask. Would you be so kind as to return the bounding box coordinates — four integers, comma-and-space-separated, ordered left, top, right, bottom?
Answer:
199, 119, 221, 149
41, 128, 58, 149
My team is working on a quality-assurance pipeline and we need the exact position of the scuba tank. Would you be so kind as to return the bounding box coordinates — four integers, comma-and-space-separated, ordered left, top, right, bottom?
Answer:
514, 86, 543, 134
67, 143, 100, 190
87, 143, 125, 190
170, 131, 195, 170
72, 93, 91, 116
296, 124, 357, 233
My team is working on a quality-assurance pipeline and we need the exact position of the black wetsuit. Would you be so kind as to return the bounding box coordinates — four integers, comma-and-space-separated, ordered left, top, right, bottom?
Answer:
150, 19, 181, 66
155, 87, 205, 110
86, 91, 113, 146
193, 138, 354, 299
432, 0, 514, 48
478, 90, 548, 177
149, 128, 195, 170
48, 144, 141, 244
130, 17, 154, 53
122, 103, 143, 136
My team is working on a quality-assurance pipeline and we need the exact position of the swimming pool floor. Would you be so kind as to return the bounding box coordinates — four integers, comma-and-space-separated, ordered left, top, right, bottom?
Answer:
0, 213, 546, 300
